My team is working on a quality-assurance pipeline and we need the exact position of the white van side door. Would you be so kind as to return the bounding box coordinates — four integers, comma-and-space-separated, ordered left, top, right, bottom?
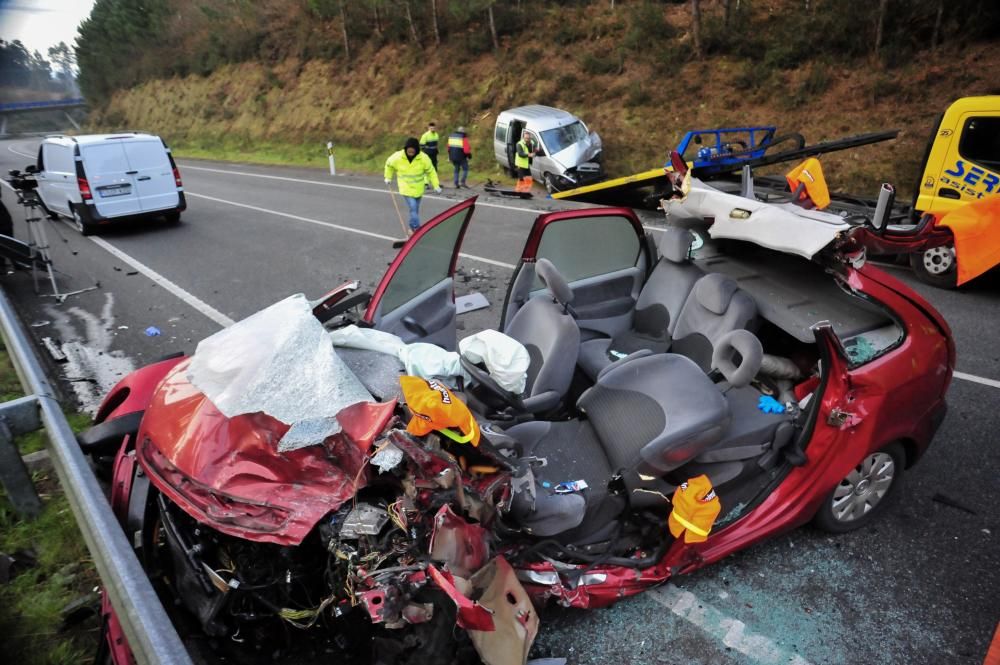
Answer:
37, 143, 75, 216
122, 139, 178, 212
81, 141, 143, 219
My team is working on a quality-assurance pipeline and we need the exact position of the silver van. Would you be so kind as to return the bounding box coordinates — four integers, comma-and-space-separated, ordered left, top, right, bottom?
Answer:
493, 105, 604, 193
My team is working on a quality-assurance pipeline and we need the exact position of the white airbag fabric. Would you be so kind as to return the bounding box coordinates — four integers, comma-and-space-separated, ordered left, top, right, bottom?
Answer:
459, 329, 530, 394
187, 294, 372, 451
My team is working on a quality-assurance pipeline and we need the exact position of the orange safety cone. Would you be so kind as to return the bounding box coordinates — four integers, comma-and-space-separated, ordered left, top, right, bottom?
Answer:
515, 176, 533, 193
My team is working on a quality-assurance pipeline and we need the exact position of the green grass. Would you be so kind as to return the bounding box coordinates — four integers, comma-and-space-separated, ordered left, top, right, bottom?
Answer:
172, 136, 515, 188
0, 342, 100, 664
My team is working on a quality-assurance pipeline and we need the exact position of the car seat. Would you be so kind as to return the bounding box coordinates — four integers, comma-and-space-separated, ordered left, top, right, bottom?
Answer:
502, 258, 581, 414
578, 226, 701, 381
669, 273, 757, 371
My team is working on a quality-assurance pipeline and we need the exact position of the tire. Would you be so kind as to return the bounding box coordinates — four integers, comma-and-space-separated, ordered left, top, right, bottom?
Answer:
544, 173, 557, 195
909, 243, 957, 289
164, 210, 181, 224
72, 205, 96, 236
38, 199, 59, 221
813, 442, 904, 533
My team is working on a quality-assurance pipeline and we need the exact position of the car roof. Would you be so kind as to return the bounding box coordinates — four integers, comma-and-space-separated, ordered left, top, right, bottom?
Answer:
499, 105, 582, 131
44, 133, 162, 146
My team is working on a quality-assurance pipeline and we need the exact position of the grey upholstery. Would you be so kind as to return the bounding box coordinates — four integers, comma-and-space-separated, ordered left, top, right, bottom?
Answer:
580, 353, 730, 474
578, 227, 701, 380
712, 329, 763, 389
694, 386, 788, 463
536, 258, 574, 308
670, 274, 757, 371
507, 353, 730, 540
506, 420, 625, 542
504, 261, 580, 413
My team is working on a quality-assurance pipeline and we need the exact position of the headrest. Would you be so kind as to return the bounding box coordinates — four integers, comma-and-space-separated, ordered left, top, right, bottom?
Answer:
657, 227, 694, 264
712, 330, 763, 389
694, 273, 739, 315
536, 258, 573, 307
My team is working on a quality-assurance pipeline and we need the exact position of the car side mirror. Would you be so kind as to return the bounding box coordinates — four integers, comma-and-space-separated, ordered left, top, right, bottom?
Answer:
870, 183, 895, 235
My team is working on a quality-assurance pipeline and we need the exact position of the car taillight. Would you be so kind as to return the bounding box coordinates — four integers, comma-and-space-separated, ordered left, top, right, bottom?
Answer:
173, 167, 182, 188
78, 177, 92, 201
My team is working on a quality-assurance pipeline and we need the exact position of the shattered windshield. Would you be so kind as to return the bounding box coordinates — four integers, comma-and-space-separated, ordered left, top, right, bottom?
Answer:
540, 121, 588, 154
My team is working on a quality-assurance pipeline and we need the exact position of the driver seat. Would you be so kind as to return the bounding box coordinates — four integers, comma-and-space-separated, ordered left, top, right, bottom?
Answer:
503, 259, 580, 414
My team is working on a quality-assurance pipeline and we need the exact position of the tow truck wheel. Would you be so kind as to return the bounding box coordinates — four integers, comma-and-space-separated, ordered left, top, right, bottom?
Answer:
814, 442, 904, 533
910, 243, 957, 288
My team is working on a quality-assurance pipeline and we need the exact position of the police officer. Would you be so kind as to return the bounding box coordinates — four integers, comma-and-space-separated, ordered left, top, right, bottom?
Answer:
447, 126, 472, 189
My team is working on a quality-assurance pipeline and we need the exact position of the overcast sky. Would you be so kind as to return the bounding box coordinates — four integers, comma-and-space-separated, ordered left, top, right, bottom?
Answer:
0, 0, 95, 56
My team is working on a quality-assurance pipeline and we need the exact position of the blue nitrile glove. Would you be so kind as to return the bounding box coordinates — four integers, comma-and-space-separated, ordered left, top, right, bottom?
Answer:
434, 187, 442, 194
758, 395, 785, 414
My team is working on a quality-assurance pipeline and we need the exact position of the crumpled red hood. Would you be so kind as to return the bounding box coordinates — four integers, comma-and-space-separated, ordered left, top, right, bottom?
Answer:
136, 359, 396, 545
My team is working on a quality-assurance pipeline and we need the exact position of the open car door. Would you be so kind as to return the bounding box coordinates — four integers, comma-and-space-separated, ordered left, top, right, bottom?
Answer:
363, 197, 476, 351
501, 207, 651, 339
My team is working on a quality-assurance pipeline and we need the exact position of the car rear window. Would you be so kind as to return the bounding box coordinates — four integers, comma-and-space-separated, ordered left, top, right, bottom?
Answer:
81, 143, 127, 177
123, 140, 170, 171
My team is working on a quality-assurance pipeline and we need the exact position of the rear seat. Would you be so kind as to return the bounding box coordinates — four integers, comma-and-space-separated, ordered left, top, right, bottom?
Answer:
578, 227, 701, 380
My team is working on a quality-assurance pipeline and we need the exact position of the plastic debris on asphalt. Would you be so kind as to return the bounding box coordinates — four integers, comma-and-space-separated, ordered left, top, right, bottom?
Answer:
144, 326, 161, 336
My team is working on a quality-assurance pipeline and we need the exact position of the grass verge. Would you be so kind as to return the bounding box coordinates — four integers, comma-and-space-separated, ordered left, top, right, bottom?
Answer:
0, 340, 100, 665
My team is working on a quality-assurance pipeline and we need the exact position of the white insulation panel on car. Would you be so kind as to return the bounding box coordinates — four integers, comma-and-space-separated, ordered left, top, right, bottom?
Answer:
187, 293, 372, 450
664, 180, 851, 259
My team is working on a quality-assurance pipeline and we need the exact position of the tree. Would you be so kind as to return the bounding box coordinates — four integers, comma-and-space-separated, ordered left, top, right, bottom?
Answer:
874, 0, 889, 57
430, 0, 441, 45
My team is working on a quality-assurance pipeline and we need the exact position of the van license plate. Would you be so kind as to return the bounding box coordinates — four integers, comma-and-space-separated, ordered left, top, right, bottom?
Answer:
98, 184, 131, 198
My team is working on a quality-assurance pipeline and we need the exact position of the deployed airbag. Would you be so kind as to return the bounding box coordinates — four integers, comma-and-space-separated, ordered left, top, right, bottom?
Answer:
459, 329, 530, 394
187, 294, 372, 451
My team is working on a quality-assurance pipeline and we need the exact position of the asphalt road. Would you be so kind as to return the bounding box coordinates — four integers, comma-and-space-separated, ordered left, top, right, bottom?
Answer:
2, 137, 997, 665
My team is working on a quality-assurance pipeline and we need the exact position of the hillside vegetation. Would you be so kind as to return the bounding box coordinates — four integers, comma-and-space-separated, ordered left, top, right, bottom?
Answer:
82, 0, 1000, 196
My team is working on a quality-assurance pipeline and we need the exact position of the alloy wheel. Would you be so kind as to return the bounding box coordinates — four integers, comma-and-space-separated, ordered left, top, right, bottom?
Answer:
921, 245, 955, 275
830, 452, 896, 523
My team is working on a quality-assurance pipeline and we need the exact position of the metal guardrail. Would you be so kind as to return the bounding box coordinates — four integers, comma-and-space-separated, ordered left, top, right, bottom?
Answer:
0, 287, 192, 665
0, 98, 86, 112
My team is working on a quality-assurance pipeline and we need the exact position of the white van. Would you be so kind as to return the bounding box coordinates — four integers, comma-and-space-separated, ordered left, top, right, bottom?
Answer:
493, 105, 605, 193
35, 133, 186, 235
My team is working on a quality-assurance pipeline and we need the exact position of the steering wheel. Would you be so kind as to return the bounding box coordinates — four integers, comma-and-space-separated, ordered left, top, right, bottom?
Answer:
459, 356, 525, 412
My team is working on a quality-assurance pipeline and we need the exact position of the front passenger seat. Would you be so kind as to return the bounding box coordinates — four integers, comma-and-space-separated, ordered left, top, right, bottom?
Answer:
504, 258, 580, 414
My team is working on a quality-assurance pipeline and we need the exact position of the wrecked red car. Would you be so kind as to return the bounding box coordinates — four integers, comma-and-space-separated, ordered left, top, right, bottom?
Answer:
79, 183, 953, 664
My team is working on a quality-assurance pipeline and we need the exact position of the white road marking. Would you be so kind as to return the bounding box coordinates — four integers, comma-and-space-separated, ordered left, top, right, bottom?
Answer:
89, 237, 236, 327
8, 144, 33, 158
185, 191, 517, 270
953, 371, 1000, 389
180, 161, 672, 233
648, 584, 815, 665
180, 163, 547, 217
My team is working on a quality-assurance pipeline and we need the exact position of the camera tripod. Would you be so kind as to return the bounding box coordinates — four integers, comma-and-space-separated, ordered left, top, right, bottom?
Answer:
10, 188, 94, 303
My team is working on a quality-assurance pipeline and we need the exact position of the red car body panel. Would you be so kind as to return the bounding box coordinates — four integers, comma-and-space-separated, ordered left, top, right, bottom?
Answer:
94, 355, 188, 424
134, 358, 397, 546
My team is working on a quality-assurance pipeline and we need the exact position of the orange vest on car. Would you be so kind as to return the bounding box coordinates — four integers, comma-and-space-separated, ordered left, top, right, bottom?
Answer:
399, 376, 481, 446
668, 475, 721, 543
786, 157, 831, 210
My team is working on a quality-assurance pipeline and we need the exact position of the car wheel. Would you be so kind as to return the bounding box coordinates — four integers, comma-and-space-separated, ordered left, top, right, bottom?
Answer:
814, 442, 904, 533
544, 173, 558, 194
72, 206, 96, 236
909, 243, 957, 289
38, 199, 59, 220
164, 211, 181, 224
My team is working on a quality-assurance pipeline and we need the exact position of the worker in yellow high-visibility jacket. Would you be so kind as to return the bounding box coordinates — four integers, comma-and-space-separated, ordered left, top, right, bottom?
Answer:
385, 137, 441, 232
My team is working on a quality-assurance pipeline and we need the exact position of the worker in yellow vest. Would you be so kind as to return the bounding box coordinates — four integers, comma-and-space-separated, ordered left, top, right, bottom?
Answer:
419, 122, 440, 171
514, 133, 537, 193
385, 137, 441, 232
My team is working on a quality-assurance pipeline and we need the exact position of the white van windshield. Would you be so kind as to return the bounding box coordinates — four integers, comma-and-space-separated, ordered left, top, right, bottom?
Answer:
540, 121, 588, 154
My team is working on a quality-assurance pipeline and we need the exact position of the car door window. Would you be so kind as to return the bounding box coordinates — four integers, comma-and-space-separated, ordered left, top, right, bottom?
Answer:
495, 123, 507, 142
378, 206, 471, 315
958, 116, 1000, 172
533, 215, 641, 289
